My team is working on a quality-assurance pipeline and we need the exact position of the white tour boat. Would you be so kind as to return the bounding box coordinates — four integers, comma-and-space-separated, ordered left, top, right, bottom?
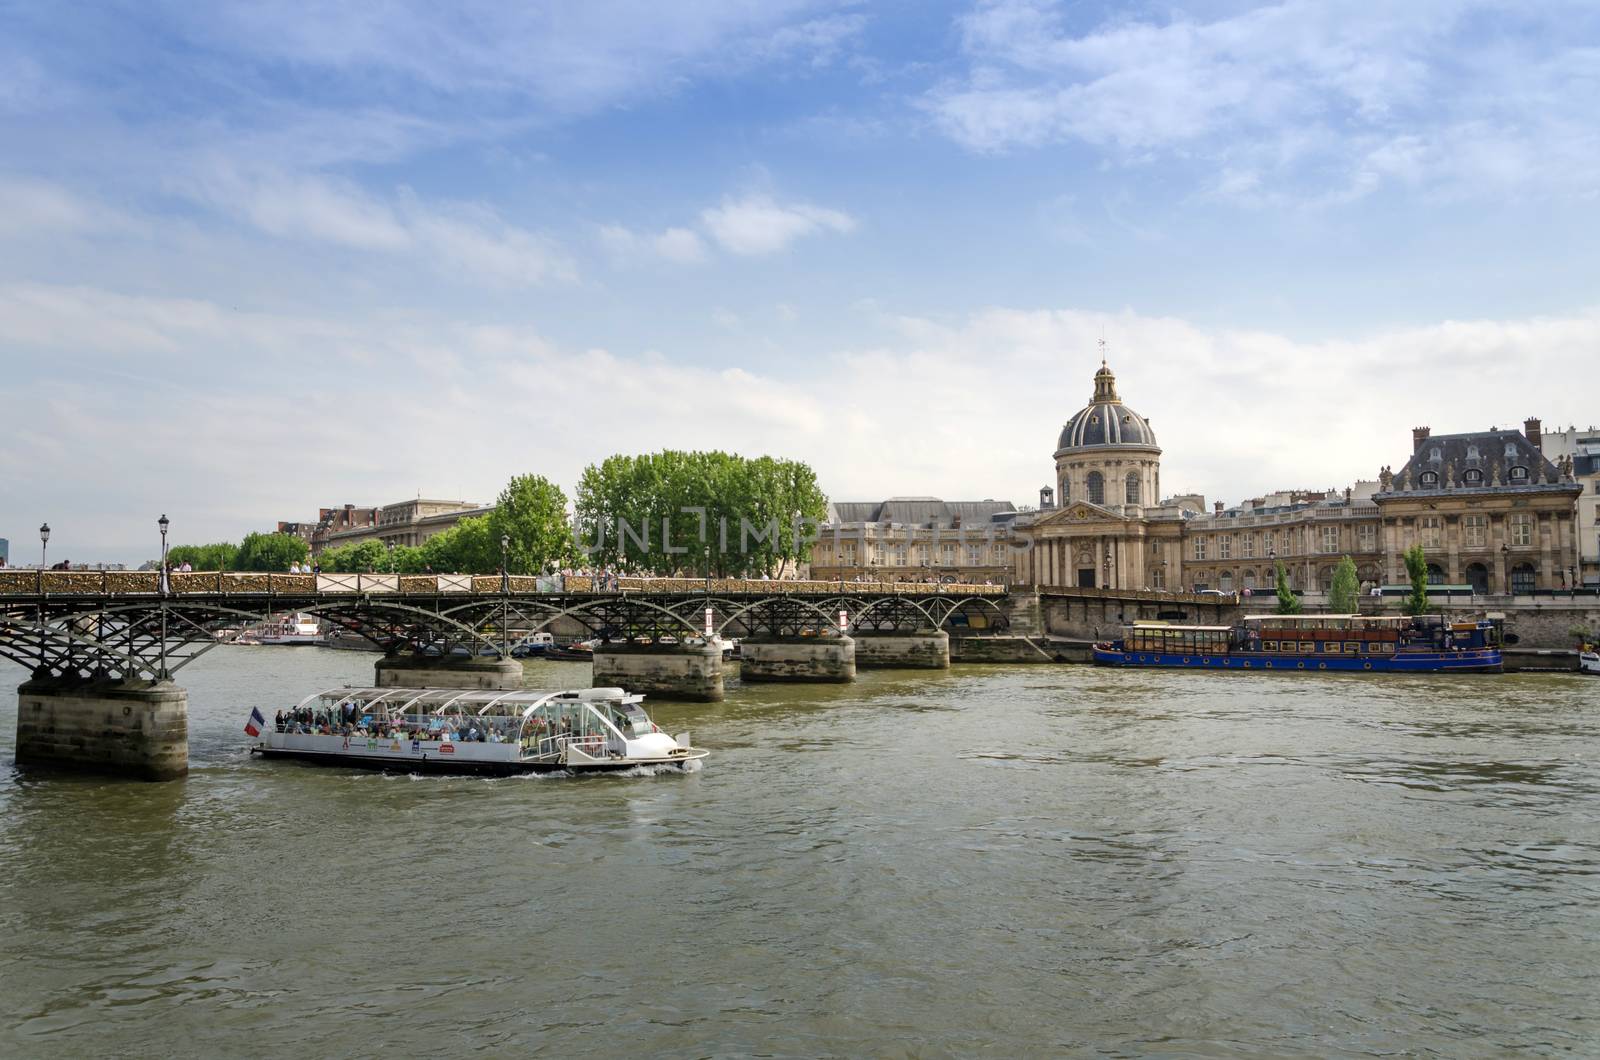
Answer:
252, 613, 325, 646
1580, 649, 1599, 676
248, 686, 707, 775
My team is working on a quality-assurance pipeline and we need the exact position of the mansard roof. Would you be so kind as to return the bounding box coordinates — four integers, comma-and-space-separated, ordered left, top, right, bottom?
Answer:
1377, 429, 1578, 497
825, 498, 1018, 528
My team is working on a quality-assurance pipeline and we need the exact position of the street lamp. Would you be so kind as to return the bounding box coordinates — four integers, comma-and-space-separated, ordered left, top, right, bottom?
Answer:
500, 534, 511, 590
158, 514, 170, 594
40, 522, 50, 569
386, 538, 396, 573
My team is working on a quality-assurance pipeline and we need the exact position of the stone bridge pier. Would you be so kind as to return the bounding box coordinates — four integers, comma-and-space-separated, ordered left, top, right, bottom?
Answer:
16, 676, 189, 781
374, 655, 524, 690
851, 629, 950, 669
738, 635, 856, 682
591, 642, 725, 702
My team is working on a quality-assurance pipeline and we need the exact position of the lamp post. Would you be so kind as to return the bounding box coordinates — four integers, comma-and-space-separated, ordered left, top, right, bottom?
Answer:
157, 514, 170, 680
386, 538, 396, 573
499, 533, 511, 658
1501, 542, 1510, 595
1103, 544, 1112, 591
40, 522, 49, 570
158, 513, 170, 595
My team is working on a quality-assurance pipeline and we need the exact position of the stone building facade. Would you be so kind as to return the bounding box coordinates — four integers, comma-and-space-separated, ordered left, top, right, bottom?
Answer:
1012, 362, 1583, 596
1540, 426, 1600, 587
281, 499, 488, 555
1374, 421, 1582, 592
809, 498, 1018, 582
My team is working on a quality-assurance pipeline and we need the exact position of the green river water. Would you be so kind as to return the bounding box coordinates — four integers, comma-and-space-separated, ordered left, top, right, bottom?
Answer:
0, 647, 1596, 1056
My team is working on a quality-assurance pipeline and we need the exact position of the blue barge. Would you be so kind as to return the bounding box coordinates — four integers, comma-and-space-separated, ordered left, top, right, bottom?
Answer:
1092, 614, 1502, 674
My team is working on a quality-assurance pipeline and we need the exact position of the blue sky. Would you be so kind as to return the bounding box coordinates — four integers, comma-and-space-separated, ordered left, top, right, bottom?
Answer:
3, 0, 1599, 562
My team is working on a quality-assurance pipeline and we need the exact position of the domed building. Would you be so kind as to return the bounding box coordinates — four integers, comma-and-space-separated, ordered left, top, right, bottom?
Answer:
1016, 359, 1189, 590
1054, 362, 1161, 514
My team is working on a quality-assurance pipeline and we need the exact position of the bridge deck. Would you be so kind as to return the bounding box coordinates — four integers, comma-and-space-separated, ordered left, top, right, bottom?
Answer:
0, 571, 1005, 599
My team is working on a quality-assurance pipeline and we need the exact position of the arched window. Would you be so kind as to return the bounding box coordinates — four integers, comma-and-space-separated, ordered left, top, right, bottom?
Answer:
1242, 569, 1256, 589
1059, 477, 1069, 503
1219, 571, 1234, 592
1319, 567, 1335, 592
1419, 471, 1439, 487
1509, 465, 1529, 483
1125, 471, 1140, 505
1511, 563, 1536, 594
1464, 562, 1488, 594
1087, 471, 1104, 505
1462, 468, 1483, 486
1426, 563, 1445, 585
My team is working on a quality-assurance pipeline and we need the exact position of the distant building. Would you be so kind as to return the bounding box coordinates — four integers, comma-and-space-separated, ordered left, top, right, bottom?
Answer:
1011, 359, 1583, 596
0, 537, 9, 566
1541, 426, 1600, 587
810, 498, 1019, 582
1375, 420, 1583, 593
280, 499, 487, 555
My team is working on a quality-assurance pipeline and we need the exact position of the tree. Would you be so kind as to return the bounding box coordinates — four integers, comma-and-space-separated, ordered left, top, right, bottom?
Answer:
1329, 555, 1359, 614
316, 539, 385, 573
235, 532, 309, 572
486, 474, 577, 574
1402, 543, 1430, 615
166, 542, 239, 570
1274, 562, 1302, 614
575, 450, 829, 577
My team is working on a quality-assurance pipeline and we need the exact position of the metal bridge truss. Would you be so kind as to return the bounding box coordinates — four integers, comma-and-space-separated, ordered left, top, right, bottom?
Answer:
0, 592, 1010, 681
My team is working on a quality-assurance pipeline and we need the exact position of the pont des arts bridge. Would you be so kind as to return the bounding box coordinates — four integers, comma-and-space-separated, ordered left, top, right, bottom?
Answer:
2, 568, 1054, 780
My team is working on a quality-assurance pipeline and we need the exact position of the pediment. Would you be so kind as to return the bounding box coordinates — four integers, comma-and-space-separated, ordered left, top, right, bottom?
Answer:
1034, 501, 1128, 526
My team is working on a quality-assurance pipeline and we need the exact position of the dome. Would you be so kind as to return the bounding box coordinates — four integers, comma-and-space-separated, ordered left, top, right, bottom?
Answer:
1056, 363, 1158, 452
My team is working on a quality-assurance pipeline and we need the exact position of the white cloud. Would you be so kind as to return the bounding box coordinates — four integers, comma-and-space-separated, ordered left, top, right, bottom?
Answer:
598, 223, 709, 265
925, 0, 1600, 201
187, 165, 573, 285
0, 177, 145, 237
700, 194, 856, 255
7, 279, 1598, 559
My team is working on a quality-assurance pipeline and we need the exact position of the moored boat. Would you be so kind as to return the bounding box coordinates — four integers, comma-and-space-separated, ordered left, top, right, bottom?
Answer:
249, 686, 707, 774
1093, 614, 1503, 673
1580, 649, 1599, 675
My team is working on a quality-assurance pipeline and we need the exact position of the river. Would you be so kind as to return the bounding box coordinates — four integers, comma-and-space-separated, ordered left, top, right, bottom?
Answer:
0, 647, 1596, 1056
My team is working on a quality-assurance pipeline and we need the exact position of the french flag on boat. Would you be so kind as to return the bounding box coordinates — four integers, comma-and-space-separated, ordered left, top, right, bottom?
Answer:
244, 707, 265, 738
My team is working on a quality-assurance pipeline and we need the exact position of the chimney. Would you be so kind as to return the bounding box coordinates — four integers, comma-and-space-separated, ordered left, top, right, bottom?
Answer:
1524, 417, 1542, 452
1412, 426, 1431, 451
1214, 501, 1224, 514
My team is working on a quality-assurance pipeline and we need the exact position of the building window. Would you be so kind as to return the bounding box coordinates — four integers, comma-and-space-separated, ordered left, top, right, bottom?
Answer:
1243, 533, 1255, 558
1219, 571, 1234, 592
1426, 563, 1445, 585
1421, 516, 1442, 548
1125, 472, 1140, 505
965, 545, 982, 565
1320, 526, 1339, 553
941, 544, 956, 565
1193, 538, 1207, 561
1263, 532, 1275, 556
1510, 513, 1532, 546
1511, 563, 1536, 594
1319, 567, 1335, 592
1242, 570, 1256, 589
1087, 471, 1104, 505
1219, 535, 1232, 559
1463, 514, 1486, 547
1509, 465, 1529, 483
1152, 569, 1165, 589
1463, 468, 1483, 486
1419, 471, 1439, 487
1060, 478, 1069, 503
1466, 444, 1480, 460
1357, 524, 1376, 551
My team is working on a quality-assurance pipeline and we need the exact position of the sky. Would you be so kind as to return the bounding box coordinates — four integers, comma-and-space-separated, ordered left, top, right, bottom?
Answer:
3, 0, 1599, 563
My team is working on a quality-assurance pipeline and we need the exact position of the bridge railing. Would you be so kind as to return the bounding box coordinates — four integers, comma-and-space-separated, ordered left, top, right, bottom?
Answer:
0, 569, 1007, 597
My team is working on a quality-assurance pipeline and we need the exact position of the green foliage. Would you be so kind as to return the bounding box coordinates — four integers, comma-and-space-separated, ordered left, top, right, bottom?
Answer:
486, 474, 577, 574
1329, 555, 1360, 614
1274, 562, 1302, 614
575, 451, 828, 577
316, 539, 386, 573
165, 542, 240, 570
236, 531, 310, 571
1402, 543, 1430, 615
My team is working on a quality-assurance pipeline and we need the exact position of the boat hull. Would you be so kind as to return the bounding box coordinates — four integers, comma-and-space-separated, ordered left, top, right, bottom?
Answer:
252, 747, 698, 775
250, 732, 705, 775
1091, 647, 1502, 673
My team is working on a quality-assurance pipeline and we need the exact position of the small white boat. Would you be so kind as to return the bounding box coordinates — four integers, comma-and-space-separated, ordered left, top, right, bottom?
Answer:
249, 686, 707, 775
1580, 650, 1599, 675
255, 613, 325, 646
